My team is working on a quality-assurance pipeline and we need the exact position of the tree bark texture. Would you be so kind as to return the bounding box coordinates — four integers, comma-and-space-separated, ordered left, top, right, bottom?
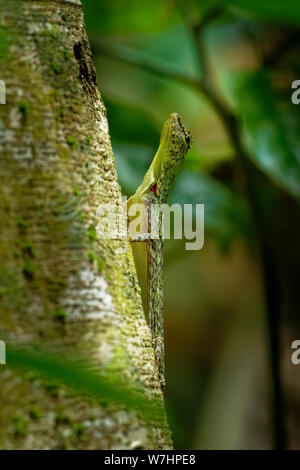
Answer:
0, 0, 171, 450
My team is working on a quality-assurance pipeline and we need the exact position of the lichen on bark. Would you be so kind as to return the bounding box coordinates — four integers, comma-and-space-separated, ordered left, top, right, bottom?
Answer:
0, 0, 172, 449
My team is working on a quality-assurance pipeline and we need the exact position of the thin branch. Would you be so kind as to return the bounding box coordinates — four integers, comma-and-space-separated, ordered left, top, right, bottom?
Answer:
91, 38, 237, 147
91, 40, 202, 91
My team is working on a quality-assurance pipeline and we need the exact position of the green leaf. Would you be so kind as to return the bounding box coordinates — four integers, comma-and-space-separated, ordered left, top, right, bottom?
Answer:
114, 142, 155, 196
222, 0, 300, 26
170, 171, 251, 248
92, 30, 200, 87
107, 99, 160, 146
4, 341, 166, 426
82, 0, 178, 35
105, 101, 160, 195
226, 70, 300, 201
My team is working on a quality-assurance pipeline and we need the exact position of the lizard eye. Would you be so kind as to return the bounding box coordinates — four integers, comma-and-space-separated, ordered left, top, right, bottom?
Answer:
185, 134, 190, 146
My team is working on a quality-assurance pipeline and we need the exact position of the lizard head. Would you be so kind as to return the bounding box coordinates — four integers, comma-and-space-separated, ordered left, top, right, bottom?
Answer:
161, 112, 192, 152
153, 113, 192, 201
136, 113, 192, 202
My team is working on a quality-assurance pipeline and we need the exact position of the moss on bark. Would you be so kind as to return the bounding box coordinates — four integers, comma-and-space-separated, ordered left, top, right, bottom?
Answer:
0, 0, 172, 449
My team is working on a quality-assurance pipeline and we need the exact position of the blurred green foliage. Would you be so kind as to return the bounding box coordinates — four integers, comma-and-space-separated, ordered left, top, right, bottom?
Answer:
227, 70, 300, 200
222, 0, 300, 25
5, 341, 166, 426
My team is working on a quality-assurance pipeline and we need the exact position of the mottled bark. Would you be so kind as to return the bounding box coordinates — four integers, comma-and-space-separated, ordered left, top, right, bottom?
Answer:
0, 0, 171, 449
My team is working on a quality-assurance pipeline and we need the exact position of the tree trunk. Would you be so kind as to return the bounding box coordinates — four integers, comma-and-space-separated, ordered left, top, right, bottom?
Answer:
0, 0, 171, 450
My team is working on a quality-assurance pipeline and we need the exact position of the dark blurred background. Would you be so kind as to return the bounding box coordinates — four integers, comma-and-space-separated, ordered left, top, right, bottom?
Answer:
82, 0, 300, 449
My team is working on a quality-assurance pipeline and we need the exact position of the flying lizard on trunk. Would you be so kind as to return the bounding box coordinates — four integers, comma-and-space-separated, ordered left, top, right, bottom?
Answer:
127, 113, 192, 387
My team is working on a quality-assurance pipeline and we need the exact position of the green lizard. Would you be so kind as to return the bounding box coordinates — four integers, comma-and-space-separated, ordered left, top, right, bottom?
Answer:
127, 113, 192, 387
